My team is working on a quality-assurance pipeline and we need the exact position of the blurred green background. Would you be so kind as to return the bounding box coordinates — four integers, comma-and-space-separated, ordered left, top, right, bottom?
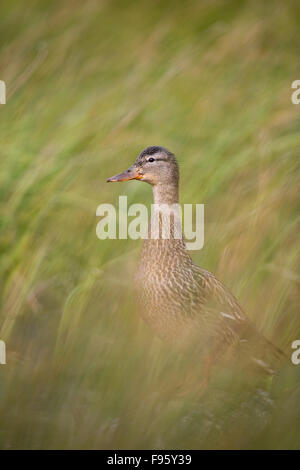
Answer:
0, 0, 300, 449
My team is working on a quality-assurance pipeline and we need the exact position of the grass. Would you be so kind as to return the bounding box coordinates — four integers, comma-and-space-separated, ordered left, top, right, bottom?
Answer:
0, 0, 300, 449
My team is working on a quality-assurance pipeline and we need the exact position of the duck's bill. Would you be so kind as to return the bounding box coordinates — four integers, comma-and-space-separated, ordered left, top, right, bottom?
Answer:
106, 165, 142, 182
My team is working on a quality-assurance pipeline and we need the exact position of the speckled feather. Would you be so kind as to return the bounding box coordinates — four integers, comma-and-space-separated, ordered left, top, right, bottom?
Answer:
135, 228, 284, 373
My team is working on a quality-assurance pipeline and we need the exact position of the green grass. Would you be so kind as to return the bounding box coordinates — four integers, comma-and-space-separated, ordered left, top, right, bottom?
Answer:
0, 0, 300, 449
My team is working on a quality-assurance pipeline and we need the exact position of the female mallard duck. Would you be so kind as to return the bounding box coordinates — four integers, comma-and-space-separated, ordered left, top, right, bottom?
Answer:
107, 146, 285, 375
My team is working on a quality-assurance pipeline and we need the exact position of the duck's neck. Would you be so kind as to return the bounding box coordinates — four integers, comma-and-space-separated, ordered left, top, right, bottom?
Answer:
151, 182, 182, 241
152, 182, 179, 205
147, 180, 188, 249
136, 181, 193, 281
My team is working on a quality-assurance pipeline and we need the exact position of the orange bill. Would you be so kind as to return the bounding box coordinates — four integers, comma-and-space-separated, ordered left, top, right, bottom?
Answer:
107, 165, 142, 182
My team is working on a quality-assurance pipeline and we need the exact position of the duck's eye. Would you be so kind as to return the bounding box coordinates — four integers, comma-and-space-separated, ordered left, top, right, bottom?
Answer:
148, 157, 155, 163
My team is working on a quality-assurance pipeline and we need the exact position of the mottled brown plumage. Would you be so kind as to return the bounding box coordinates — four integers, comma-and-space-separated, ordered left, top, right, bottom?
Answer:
107, 146, 285, 375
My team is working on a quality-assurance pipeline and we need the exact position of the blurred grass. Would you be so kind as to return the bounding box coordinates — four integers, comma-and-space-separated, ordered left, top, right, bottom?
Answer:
0, 0, 300, 449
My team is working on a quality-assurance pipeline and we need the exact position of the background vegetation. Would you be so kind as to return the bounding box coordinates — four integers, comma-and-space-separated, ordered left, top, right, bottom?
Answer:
0, 0, 299, 449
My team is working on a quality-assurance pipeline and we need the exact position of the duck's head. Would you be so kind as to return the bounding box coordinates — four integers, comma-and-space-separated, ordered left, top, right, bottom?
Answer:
107, 146, 179, 187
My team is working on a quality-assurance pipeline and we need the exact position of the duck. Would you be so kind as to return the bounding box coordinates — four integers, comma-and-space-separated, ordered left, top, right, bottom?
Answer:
107, 146, 285, 377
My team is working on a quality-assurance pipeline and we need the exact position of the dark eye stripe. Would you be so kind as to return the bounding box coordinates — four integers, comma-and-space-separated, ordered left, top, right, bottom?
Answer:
147, 157, 164, 162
